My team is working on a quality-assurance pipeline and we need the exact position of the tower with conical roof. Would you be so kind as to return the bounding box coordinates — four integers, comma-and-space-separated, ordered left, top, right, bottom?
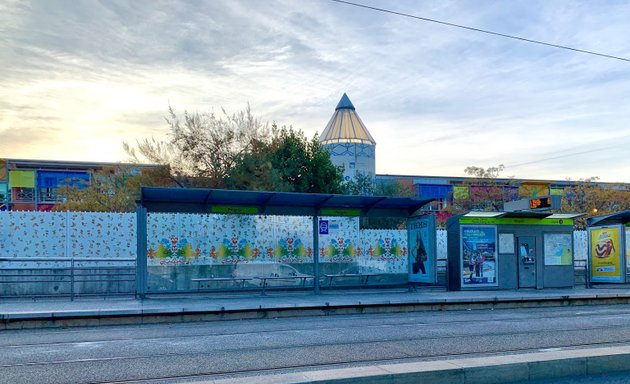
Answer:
320, 93, 376, 182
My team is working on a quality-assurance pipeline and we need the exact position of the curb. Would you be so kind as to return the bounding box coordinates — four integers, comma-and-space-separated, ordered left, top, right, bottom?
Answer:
4, 292, 630, 329
205, 346, 630, 384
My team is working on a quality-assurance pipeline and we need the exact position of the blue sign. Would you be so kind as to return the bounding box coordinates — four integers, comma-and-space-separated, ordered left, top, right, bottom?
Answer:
319, 220, 329, 235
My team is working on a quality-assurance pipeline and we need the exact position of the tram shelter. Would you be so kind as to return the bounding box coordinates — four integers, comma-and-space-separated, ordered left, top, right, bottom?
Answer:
587, 210, 630, 284
446, 211, 583, 291
136, 187, 434, 298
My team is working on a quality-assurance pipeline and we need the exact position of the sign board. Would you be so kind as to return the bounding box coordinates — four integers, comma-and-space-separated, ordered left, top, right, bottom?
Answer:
460, 217, 573, 226
319, 220, 329, 235
210, 205, 259, 215
529, 197, 552, 210
589, 225, 625, 283
460, 225, 498, 287
408, 215, 436, 284
319, 208, 361, 216
504, 195, 560, 212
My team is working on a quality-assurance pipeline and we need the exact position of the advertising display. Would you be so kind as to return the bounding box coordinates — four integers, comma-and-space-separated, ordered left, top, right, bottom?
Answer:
461, 225, 498, 287
626, 227, 630, 269
544, 233, 573, 266
590, 226, 624, 283
408, 215, 436, 283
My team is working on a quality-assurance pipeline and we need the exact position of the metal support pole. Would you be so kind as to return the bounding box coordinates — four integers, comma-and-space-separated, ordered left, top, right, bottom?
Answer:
313, 215, 320, 294
70, 257, 75, 301
136, 205, 148, 299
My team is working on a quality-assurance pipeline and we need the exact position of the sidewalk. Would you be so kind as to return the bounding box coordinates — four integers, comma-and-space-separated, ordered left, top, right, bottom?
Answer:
3, 286, 630, 330
205, 345, 630, 384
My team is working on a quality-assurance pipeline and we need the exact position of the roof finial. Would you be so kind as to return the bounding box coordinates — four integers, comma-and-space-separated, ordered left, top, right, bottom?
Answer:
335, 93, 355, 110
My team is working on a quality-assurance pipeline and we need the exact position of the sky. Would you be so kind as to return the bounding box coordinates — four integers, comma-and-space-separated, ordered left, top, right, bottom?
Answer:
1, 0, 629, 183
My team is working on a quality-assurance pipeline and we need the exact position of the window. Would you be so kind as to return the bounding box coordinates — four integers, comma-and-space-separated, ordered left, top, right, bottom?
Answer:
13, 187, 34, 202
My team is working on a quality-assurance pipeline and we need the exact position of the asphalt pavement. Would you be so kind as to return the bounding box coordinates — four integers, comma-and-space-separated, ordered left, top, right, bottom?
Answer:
4, 286, 630, 383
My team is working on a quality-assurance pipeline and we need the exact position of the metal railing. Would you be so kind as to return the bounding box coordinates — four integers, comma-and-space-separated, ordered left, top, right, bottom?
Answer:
0, 257, 136, 300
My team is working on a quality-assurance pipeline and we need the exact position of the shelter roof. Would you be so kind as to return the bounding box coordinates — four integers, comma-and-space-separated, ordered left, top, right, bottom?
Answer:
319, 93, 376, 145
140, 187, 433, 218
587, 210, 630, 226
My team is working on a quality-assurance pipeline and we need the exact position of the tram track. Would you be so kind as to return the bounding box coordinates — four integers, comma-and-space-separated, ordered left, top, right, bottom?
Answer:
43, 341, 630, 384
3, 305, 630, 349
2, 320, 630, 371
4, 306, 630, 383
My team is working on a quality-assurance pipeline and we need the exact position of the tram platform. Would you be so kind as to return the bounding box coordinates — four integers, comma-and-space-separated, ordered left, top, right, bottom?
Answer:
2, 285, 630, 330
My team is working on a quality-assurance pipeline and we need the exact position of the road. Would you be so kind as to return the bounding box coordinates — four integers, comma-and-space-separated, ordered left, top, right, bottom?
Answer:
3, 304, 630, 383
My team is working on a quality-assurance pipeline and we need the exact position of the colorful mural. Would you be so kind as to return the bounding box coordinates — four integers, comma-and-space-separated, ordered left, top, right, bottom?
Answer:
146, 214, 314, 266
0, 211, 589, 274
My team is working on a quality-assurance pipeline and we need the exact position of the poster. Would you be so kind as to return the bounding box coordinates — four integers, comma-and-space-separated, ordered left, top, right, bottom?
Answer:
626, 227, 630, 270
408, 215, 436, 283
543, 233, 573, 266
461, 225, 498, 286
590, 226, 623, 283
498, 233, 514, 254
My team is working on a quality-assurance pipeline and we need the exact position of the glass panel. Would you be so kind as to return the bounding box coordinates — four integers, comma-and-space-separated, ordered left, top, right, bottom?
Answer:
146, 213, 316, 292
319, 216, 407, 286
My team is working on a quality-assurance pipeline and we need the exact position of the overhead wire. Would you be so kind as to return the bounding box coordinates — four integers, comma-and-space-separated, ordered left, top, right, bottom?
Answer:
330, 0, 630, 63
332, 0, 630, 170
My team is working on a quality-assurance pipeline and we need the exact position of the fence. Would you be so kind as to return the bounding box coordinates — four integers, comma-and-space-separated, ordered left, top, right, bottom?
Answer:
0, 211, 590, 297
0, 211, 136, 297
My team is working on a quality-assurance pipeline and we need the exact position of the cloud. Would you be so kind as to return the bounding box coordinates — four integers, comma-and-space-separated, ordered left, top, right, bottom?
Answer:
0, 0, 629, 182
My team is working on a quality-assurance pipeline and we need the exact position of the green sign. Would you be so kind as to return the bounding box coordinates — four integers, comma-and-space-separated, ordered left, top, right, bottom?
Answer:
459, 217, 573, 226
320, 208, 361, 216
211, 205, 258, 214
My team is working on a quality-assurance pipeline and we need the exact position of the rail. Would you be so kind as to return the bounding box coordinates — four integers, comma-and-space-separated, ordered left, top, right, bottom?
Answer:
0, 257, 136, 300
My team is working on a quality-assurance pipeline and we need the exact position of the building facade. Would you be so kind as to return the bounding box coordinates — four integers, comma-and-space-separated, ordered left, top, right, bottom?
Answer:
319, 93, 376, 182
0, 158, 144, 211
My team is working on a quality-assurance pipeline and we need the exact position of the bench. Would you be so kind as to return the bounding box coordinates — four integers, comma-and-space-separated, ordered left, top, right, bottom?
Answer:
324, 273, 381, 287
191, 277, 253, 290
254, 275, 315, 295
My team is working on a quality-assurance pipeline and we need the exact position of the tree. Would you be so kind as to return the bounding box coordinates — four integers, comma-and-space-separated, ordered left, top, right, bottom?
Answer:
343, 174, 416, 229
54, 165, 174, 212
125, 106, 345, 193
560, 177, 630, 228
463, 164, 505, 179
228, 126, 345, 193
344, 173, 376, 196
447, 164, 515, 215
125, 105, 268, 188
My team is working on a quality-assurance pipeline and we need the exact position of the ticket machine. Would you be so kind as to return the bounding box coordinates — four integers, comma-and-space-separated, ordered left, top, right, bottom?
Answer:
517, 236, 536, 288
